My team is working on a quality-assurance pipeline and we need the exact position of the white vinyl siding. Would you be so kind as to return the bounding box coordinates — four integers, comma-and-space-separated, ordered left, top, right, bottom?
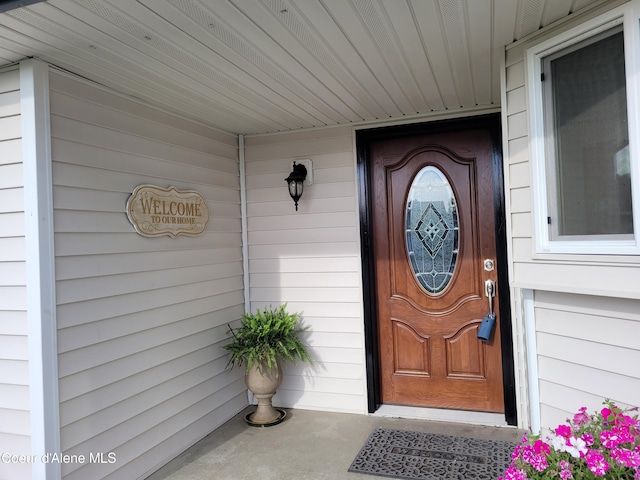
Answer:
502, 0, 640, 431
535, 291, 640, 430
503, 44, 530, 285
49, 70, 246, 480
244, 127, 367, 414
0, 67, 31, 480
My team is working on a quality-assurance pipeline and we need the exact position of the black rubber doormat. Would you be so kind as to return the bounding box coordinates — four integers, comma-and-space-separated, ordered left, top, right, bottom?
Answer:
348, 427, 516, 480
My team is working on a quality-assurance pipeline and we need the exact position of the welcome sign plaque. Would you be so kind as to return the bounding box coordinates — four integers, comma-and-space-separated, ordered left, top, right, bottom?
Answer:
126, 185, 209, 238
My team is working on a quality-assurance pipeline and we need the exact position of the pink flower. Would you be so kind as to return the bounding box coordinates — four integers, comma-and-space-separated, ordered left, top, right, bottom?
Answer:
581, 433, 594, 446
614, 412, 637, 428
558, 458, 574, 480
613, 425, 635, 444
586, 449, 610, 476
530, 454, 548, 472
600, 427, 635, 448
560, 469, 573, 479
511, 444, 523, 461
601, 430, 621, 449
611, 448, 640, 467
556, 424, 572, 439
500, 465, 528, 480
533, 439, 551, 456
623, 415, 636, 426
573, 407, 589, 426
521, 445, 535, 464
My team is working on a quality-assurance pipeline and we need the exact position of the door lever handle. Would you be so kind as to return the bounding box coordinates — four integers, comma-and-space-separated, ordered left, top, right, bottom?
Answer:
478, 279, 497, 342
484, 279, 495, 314
485, 279, 495, 298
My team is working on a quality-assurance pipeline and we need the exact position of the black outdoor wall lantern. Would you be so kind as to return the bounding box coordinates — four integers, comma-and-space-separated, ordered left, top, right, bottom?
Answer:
285, 161, 308, 211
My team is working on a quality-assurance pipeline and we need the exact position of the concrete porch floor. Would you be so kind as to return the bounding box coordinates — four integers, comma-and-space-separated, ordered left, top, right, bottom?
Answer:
145, 407, 524, 480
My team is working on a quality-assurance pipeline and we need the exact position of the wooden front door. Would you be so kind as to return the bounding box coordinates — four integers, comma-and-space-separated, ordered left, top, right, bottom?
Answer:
371, 127, 505, 413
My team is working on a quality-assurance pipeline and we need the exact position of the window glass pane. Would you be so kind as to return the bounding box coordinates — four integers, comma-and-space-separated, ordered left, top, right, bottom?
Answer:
405, 166, 459, 294
546, 28, 633, 238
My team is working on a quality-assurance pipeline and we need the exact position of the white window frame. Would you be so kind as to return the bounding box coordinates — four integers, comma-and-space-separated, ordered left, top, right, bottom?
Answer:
527, 3, 640, 255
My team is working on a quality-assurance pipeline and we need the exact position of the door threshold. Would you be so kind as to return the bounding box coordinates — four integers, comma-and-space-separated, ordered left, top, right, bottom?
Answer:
373, 404, 509, 427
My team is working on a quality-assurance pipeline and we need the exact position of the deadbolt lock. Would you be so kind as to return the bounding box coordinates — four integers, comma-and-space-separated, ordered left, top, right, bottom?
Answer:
483, 259, 495, 271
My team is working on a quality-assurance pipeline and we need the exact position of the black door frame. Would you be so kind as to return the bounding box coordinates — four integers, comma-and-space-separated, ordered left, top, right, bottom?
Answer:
356, 113, 517, 426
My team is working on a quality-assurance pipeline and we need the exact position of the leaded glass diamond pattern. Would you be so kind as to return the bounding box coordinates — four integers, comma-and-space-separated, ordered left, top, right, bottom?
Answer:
415, 203, 450, 258
406, 167, 459, 294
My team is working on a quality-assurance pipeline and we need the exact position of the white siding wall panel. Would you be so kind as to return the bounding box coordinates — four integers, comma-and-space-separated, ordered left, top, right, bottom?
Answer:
244, 127, 367, 414
538, 355, 640, 429
508, 136, 529, 165
0, 114, 21, 139
0, 67, 30, 480
48, 71, 245, 480
509, 187, 531, 214
509, 162, 530, 189
0, 138, 22, 165
505, 86, 526, 115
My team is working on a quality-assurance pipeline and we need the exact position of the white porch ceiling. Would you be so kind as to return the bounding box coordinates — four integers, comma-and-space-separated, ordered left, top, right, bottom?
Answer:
0, 0, 606, 135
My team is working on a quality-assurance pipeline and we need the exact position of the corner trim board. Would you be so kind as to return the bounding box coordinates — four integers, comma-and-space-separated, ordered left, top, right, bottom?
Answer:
21, 58, 62, 480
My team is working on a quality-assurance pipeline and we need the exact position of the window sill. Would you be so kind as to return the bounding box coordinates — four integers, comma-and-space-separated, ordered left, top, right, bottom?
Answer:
531, 251, 640, 266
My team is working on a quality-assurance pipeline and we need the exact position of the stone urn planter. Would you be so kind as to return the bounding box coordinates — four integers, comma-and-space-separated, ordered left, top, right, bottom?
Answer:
245, 360, 283, 425
223, 304, 313, 426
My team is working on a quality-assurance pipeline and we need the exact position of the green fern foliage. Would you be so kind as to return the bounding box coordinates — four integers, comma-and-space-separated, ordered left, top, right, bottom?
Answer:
224, 304, 313, 374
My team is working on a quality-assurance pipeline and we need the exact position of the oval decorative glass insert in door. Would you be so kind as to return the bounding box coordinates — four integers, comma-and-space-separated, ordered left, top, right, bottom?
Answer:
405, 166, 460, 294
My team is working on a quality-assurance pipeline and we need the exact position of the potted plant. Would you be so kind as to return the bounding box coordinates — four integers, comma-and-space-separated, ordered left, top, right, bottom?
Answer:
224, 304, 313, 426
